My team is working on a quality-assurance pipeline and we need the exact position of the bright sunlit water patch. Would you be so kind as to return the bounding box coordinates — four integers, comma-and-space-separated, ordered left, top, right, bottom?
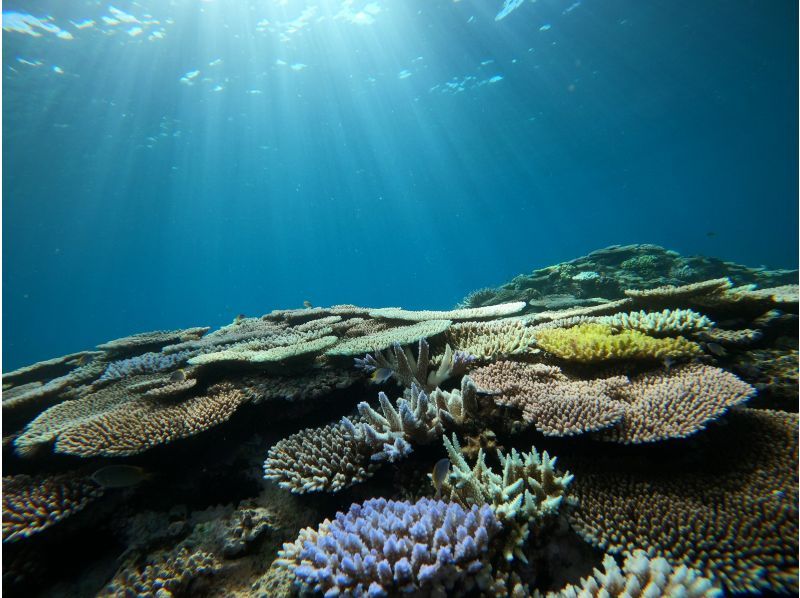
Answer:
3, 0, 798, 369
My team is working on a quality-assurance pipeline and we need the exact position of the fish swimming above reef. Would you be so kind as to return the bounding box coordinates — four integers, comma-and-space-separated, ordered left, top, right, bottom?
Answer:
429, 458, 451, 499
90, 465, 150, 489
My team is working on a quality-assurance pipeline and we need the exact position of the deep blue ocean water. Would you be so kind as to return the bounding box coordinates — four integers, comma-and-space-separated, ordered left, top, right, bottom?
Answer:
3, 0, 797, 371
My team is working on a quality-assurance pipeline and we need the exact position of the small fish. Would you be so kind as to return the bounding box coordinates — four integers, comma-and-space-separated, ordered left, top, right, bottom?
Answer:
706, 231, 717, 237
170, 369, 186, 382
430, 458, 451, 499
706, 342, 727, 357
370, 368, 393, 384
233, 314, 246, 324
303, 300, 313, 309
91, 465, 150, 489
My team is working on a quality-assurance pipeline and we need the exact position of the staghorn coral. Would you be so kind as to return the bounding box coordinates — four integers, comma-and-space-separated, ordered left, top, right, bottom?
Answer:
345, 379, 479, 463
263, 420, 378, 493
470, 361, 628, 437
534, 322, 702, 362
546, 550, 722, 598
598, 308, 713, 336
53, 383, 247, 457
326, 320, 452, 357
355, 339, 475, 391
277, 497, 500, 596
368, 301, 526, 321
569, 408, 798, 595
598, 363, 755, 444
3, 472, 104, 543
100, 546, 221, 596
441, 434, 574, 561
445, 320, 538, 362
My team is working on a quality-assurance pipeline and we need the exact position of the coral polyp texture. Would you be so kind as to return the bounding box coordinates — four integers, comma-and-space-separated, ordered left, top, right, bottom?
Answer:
470, 360, 628, 436
263, 420, 377, 493
534, 322, 703, 362
2, 472, 104, 543
277, 497, 501, 596
569, 408, 799, 595
548, 550, 722, 598
2, 245, 797, 597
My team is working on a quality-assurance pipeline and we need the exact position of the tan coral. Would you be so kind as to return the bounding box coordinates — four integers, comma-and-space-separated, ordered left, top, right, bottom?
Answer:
101, 546, 221, 596
569, 408, 799, 595
97, 327, 209, 355
325, 320, 452, 357
368, 301, 526, 321
263, 420, 377, 493
546, 551, 722, 598
234, 367, 362, 403
53, 383, 247, 457
599, 363, 755, 444
470, 361, 628, 436
445, 320, 537, 362
188, 335, 337, 367
624, 278, 732, 301
3, 472, 104, 542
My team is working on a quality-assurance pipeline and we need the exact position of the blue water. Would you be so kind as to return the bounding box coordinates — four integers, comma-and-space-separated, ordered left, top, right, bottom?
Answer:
3, 0, 798, 371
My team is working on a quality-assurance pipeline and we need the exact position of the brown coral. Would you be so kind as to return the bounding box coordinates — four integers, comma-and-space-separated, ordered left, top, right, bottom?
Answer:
598, 363, 755, 444
54, 383, 247, 457
101, 546, 221, 596
3, 472, 104, 543
263, 420, 377, 493
470, 361, 628, 436
568, 408, 799, 594
547, 551, 722, 597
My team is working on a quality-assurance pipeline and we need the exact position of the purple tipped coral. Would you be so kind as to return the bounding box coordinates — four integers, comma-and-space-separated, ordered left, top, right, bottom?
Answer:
278, 497, 500, 596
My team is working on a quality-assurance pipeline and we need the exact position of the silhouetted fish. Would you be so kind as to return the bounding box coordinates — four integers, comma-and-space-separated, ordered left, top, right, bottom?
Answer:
431, 458, 451, 499
91, 465, 150, 489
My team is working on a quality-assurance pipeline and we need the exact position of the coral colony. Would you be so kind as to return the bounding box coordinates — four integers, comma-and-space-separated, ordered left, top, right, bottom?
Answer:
2, 245, 798, 596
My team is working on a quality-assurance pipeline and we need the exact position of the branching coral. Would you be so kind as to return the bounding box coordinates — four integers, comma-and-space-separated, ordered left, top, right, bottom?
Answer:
263, 420, 378, 493
344, 378, 480, 464
440, 434, 574, 561
546, 551, 722, 598
598, 308, 714, 336
445, 320, 538, 362
277, 497, 501, 596
354, 339, 475, 391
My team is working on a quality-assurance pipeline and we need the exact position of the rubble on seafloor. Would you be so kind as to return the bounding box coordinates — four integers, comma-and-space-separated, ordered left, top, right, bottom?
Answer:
2, 244, 798, 597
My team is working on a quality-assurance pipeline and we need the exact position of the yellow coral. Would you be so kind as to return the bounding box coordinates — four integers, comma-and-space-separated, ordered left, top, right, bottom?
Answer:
534, 323, 701, 362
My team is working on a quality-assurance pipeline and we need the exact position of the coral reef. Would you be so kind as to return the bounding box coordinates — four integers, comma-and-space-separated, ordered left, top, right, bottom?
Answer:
2, 246, 796, 597
277, 497, 500, 596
